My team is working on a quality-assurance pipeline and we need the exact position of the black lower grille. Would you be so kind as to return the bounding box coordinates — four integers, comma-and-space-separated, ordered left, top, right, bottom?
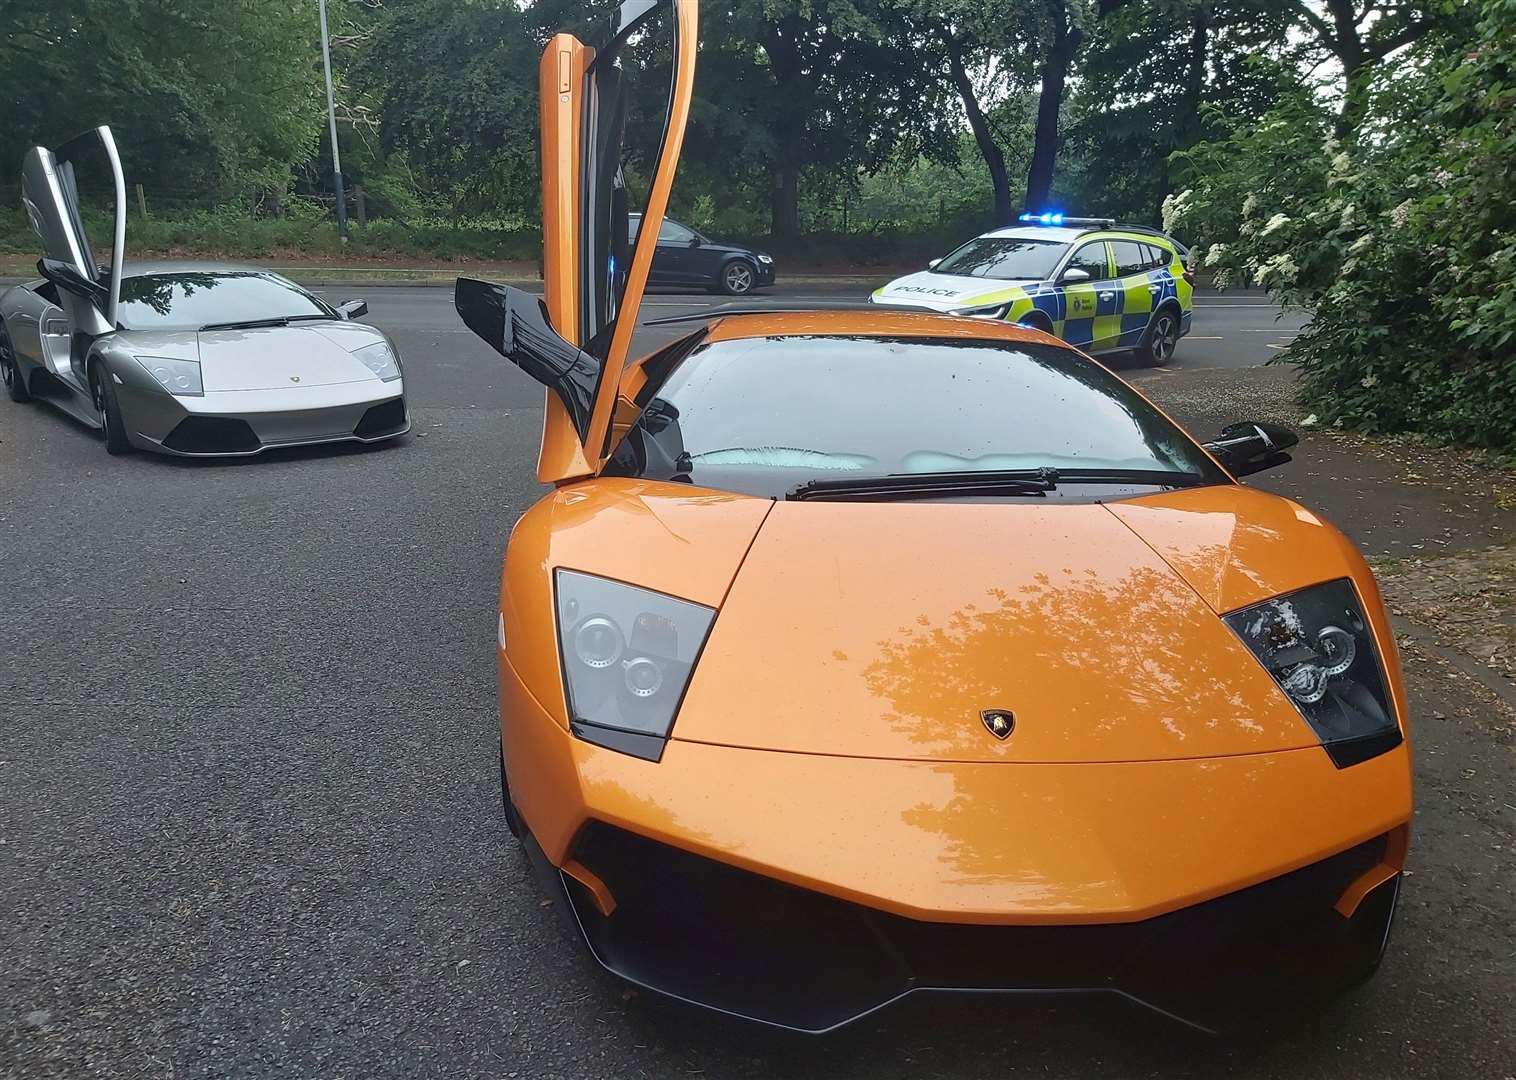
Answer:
354, 397, 406, 438
162, 415, 260, 454
558, 822, 1396, 1033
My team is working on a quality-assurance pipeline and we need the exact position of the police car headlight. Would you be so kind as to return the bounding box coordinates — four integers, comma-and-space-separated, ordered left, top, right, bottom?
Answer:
952, 302, 1011, 320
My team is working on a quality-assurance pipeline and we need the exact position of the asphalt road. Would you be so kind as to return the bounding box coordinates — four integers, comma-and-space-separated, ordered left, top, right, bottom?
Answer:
2, 284, 1511, 1079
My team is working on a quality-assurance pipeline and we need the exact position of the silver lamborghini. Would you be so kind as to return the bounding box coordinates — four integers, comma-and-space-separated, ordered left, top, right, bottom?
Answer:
0, 127, 408, 456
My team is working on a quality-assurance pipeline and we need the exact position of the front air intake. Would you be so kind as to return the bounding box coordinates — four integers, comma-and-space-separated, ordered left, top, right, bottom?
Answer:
354, 397, 407, 438
161, 416, 260, 454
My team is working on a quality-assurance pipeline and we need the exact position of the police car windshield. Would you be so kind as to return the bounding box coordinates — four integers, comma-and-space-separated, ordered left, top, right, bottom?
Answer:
605, 334, 1228, 500
934, 237, 1066, 280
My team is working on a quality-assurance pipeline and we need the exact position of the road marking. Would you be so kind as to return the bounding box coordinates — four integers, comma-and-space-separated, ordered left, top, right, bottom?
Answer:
1186, 335, 1224, 340
1267, 343, 1288, 349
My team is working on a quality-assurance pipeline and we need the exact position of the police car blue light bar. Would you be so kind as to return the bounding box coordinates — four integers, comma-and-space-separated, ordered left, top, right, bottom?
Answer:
1017, 213, 1117, 228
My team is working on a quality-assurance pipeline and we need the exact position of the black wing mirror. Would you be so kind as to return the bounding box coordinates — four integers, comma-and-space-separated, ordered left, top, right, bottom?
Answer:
338, 298, 368, 320
1203, 420, 1299, 477
37, 258, 108, 306
687, 235, 701, 248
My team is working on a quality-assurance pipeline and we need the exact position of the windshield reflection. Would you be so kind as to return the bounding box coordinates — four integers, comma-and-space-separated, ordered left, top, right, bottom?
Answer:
605, 335, 1226, 499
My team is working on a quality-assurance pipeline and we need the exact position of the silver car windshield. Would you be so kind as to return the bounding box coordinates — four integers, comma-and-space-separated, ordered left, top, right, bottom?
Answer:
933, 237, 1066, 280
117, 272, 334, 330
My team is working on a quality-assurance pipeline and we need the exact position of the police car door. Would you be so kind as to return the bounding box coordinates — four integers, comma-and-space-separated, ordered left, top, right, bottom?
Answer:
1110, 239, 1163, 349
1056, 240, 1121, 352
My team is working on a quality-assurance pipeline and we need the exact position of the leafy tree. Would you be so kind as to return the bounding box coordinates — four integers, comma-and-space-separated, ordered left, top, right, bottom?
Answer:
353, 0, 566, 214
0, 0, 323, 199
1168, 0, 1516, 453
1066, 0, 1295, 221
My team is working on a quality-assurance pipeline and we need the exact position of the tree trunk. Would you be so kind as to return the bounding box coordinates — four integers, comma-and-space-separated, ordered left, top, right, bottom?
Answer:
1025, 8, 1081, 213
764, 19, 805, 239
937, 26, 1011, 224
771, 167, 800, 239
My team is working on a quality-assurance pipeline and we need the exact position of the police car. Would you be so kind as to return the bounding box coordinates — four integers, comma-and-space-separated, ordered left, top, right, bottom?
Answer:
872, 215, 1194, 365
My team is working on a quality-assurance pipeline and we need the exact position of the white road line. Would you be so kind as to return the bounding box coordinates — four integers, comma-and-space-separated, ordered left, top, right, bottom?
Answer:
1186, 335, 1224, 340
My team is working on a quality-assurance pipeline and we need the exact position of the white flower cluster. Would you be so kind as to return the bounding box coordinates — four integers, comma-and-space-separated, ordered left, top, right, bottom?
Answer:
1242, 193, 1260, 219
1253, 253, 1299, 287
1261, 212, 1291, 237
1205, 243, 1228, 267
1389, 199, 1415, 228
1161, 189, 1193, 234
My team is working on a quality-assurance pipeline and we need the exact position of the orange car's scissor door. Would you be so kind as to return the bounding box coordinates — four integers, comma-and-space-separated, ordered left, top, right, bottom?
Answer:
458, 0, 698, 484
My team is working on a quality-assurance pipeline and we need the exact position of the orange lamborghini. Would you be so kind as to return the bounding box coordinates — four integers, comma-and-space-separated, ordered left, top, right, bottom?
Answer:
455, 0, 1412, 1034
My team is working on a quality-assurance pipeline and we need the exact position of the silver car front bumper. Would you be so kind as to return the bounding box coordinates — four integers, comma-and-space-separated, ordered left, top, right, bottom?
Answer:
117, 378, 408, 457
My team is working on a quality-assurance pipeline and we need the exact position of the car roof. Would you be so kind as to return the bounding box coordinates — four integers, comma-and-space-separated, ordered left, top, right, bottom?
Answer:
974, 224, 1182, 249
698, 309, 1072, 347
120, 259, 277, 278
978, 225, 1085, 243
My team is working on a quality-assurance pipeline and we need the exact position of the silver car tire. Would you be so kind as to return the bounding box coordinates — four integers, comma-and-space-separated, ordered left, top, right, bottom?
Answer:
91, 366, 132, 456
0, 319, 30, 403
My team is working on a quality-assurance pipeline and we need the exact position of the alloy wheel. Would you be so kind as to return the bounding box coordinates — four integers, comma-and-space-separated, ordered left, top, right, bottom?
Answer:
1154, 315, 1177, 363
724, 263, 753, 294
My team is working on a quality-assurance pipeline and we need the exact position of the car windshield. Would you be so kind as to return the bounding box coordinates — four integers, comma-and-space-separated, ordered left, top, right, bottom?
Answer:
605, 335, 1229, 500
933, 237, 1067, 280
117, 272, 334, 330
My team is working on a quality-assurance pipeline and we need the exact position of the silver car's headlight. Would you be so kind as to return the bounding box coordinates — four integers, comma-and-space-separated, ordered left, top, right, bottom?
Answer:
136, 355, 203, 396
554, 569, 716, 761
1225, 578, 1402, 767
355, 341, 401, 381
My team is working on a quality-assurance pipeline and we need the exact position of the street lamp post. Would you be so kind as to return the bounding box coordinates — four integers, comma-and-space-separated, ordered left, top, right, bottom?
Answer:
318, 0, 349, 242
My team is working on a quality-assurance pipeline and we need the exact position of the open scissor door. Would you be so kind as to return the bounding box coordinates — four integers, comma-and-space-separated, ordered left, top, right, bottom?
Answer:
20, 126, 127, 334
456, 0, 698, 483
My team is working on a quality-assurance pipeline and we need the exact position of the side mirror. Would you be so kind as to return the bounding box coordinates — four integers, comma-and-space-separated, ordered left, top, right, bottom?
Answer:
37, 257, 108, 306
1058, 267, 1091, 285
687, 235, 701, 248
927, 258, 941, 270
338, 298, 369, 320
1203, 420, 1300, 477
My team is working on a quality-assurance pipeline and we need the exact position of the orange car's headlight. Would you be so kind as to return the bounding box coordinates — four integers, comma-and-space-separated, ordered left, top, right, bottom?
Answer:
553, 568, 716, 762
1225, 578, 1401, 768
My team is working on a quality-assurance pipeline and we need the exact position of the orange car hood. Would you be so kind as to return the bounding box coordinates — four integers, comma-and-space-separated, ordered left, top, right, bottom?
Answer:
674, 496, 1325, 764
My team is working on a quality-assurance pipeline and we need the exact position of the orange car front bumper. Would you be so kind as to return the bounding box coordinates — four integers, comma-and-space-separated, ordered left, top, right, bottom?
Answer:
500, 654, 1411, 1031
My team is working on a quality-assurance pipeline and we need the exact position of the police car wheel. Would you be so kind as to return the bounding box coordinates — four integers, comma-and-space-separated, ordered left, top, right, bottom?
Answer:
1141, 309, 1180, 367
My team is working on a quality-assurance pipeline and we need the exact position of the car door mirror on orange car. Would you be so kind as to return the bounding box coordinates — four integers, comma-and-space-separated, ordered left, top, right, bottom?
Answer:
1203, 421, 1300, 477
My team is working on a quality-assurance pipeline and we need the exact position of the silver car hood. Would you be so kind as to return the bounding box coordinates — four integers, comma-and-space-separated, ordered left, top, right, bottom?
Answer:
197, 321, 384, 391
115, 320, 386, 392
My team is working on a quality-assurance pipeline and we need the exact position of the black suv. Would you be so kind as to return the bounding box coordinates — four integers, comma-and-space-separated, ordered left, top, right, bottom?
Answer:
628, 214, 775, 295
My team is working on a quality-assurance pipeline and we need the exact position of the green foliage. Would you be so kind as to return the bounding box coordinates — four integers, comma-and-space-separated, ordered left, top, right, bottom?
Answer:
1168, 0, 1516, 453
0, 0, 324, 197
353, 0, 554, 214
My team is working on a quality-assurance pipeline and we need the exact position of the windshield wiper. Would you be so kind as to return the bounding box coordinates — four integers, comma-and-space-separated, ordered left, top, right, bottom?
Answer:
786, 467, 1205, 502
199, 313, 334, 331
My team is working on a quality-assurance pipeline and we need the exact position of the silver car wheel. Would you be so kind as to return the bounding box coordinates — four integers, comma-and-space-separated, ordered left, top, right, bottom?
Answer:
92, 374, 110, 438
723, 262, 754, 295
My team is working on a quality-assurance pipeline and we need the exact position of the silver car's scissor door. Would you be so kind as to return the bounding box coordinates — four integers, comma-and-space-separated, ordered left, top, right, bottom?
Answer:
20, 126, 126, 333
